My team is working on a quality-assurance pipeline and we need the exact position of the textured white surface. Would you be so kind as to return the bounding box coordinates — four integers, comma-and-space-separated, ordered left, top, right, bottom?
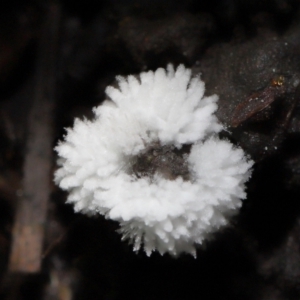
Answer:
55, 64, 253, 256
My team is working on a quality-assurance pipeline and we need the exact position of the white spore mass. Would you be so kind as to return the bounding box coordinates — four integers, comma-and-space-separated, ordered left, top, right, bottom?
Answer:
55, 65, 253, 257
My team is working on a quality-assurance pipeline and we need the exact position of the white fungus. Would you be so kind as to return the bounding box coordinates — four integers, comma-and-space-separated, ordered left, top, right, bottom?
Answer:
54, 64, 253, 257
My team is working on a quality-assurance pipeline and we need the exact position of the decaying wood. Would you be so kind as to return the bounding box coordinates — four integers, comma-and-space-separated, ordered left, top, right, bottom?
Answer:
8, 3, 61, 273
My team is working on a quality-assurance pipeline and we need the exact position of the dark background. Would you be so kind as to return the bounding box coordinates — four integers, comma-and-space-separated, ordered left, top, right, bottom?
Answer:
0, 0, 300, 299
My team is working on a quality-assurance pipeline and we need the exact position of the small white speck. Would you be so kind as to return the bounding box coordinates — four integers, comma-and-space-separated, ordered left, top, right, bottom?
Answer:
265, 146, 268, 150
293, 78, 300, 88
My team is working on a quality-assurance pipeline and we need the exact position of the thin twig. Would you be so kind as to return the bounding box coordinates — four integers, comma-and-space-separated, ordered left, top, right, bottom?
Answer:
9, 2, 61, 273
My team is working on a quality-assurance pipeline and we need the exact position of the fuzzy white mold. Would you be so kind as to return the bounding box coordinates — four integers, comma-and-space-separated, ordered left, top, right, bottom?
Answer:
55, 64, 253, 257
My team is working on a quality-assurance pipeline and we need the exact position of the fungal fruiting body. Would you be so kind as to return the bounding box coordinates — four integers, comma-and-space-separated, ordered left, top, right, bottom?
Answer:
55, 65, 253, 257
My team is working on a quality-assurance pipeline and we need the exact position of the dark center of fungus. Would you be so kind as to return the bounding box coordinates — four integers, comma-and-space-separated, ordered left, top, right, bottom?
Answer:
129, 142, 191, 181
